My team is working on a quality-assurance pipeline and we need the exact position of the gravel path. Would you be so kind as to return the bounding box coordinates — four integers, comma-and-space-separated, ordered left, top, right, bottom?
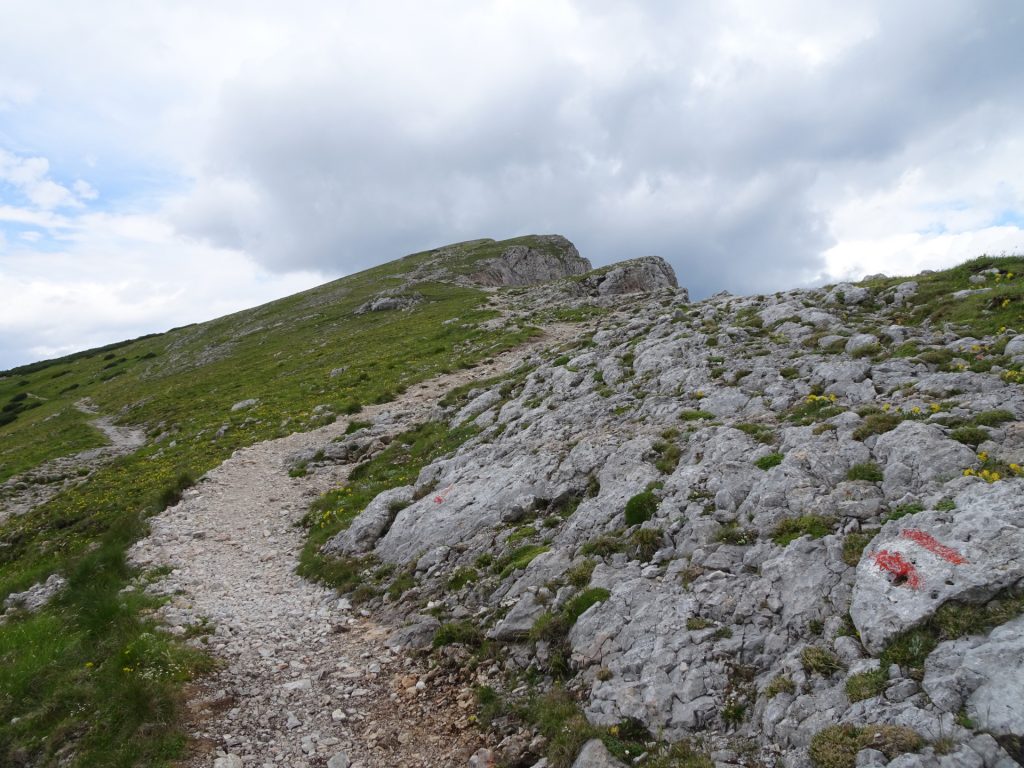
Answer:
0, 398, 145, 525
129, 323, 584, 768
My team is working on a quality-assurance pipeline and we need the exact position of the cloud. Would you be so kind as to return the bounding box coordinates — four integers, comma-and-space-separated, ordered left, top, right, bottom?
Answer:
1, 1, 1023, 367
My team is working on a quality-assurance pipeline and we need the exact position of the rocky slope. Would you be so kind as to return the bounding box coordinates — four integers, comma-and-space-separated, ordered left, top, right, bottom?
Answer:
302, 263, 1024, 768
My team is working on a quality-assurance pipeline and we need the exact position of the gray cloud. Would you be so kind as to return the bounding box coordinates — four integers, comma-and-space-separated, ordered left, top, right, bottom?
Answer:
168, 1, 1023, 298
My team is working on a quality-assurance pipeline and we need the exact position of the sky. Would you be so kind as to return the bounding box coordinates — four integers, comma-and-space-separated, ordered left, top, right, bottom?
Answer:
1, 1, 1023, 369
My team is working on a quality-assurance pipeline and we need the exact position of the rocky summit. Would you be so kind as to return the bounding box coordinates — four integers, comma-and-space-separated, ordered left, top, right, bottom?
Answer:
1, 236, 1023, 768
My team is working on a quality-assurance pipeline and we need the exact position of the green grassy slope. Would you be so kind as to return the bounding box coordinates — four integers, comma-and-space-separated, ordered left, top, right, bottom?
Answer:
0, 235, 562, 766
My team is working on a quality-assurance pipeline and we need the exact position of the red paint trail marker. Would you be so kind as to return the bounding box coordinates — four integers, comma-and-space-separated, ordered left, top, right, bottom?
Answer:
900, 529, 967, 565
433, 484, 455, 504
874, 550, 921, 589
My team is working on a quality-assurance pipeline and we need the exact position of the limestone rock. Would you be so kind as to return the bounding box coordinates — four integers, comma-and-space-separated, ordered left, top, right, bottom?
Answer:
923, 614, 1024, 737
595, 256, 679, 295
572, 739, 627, 768
470, 236, 590, 287
850, 481, 1024, 653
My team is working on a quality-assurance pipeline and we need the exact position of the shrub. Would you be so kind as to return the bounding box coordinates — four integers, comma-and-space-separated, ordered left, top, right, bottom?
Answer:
950, 426, 989, 447
652, 441, 682, 474
624, 491, 658, 526
801, 646, 844, 675
686, 617, 713, 631
433, 620, 483, 648
847, 462, 883, 482
772, 515, 834, 546
755, 452, 783, 470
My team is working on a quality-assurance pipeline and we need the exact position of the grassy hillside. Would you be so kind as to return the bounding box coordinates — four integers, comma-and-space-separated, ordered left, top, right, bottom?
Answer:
0, 236, 561, 766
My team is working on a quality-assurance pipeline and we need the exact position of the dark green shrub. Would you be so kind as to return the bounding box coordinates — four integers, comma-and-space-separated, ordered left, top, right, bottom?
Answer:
624, 491, 657, 526
755, 452, 783, 470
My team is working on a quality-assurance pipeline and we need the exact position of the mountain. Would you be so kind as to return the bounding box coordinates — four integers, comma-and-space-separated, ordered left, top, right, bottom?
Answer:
1, 238, 1022, 768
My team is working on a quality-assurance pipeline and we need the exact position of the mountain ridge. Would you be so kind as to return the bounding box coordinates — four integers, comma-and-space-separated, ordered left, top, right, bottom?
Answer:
0, 238, 1022, 768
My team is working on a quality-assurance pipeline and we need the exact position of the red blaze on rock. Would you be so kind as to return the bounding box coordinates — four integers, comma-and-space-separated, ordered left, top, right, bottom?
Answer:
900, 529, 967, 565
873, 549, 921, 589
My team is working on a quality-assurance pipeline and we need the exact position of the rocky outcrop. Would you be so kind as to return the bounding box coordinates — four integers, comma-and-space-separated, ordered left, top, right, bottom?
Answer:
469, 235, 591, 287
354, 292, 424, 314
313, 264, 1024, 767
924, 614, 1024, 737
566, 256, 681, 297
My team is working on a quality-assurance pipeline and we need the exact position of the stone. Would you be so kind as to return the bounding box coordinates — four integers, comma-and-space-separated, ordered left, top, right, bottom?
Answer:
924, 614, 1024, 736
872, 422, 976, 500
470, 236, 591, 287
594, 256, 679, 296
1005, 334, 1024, 357
327, 751, 350, 768
386, 616, 441, 650
850, 481, 1024, 653
2, 573, 66, 613
213, 756, 243, 768
230, 398, 259, 412
845, 334, 879, 355
572, 739, 627, 768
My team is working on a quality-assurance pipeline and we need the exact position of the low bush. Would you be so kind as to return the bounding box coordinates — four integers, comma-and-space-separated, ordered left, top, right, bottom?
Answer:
624, 490, 658, 526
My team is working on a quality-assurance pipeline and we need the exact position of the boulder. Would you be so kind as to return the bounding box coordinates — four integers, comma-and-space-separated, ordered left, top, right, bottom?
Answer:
924, 614, 1024, 737
572, 740, 627, 768
595, 256, 679, 295
850, 481, 1024, 653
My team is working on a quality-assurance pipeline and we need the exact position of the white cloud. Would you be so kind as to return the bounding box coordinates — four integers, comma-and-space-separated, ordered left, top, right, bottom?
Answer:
1, 1, 1023, 367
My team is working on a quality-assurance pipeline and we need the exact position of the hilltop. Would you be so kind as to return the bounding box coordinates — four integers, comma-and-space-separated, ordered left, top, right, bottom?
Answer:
1, 238, 1023, 768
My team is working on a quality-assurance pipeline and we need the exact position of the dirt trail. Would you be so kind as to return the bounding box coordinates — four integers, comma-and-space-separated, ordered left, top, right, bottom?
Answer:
0, 399, 145, 525
129, 322, 588, 768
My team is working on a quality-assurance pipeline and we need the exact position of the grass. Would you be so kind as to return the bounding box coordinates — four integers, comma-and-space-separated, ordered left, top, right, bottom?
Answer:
680, 409, 714, 421
847, 462, 884, 482
801, 646, 845, 676
517, 686, 712, 768
852, 412, 903, 441
845, 667, 889, 702
763, 676, 795, 699
0, 235, 565, 764
433, 620, 484, 648
879, 588, 1024, 676
298, 420, 480, 589
950, 426, 990, 447
860, 253, 1024, 338
495, 544, 550, 578
842, 532, 875, 566
755, 452, 783, 470
809, 724, 922, 768
772, 515, 835, 546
